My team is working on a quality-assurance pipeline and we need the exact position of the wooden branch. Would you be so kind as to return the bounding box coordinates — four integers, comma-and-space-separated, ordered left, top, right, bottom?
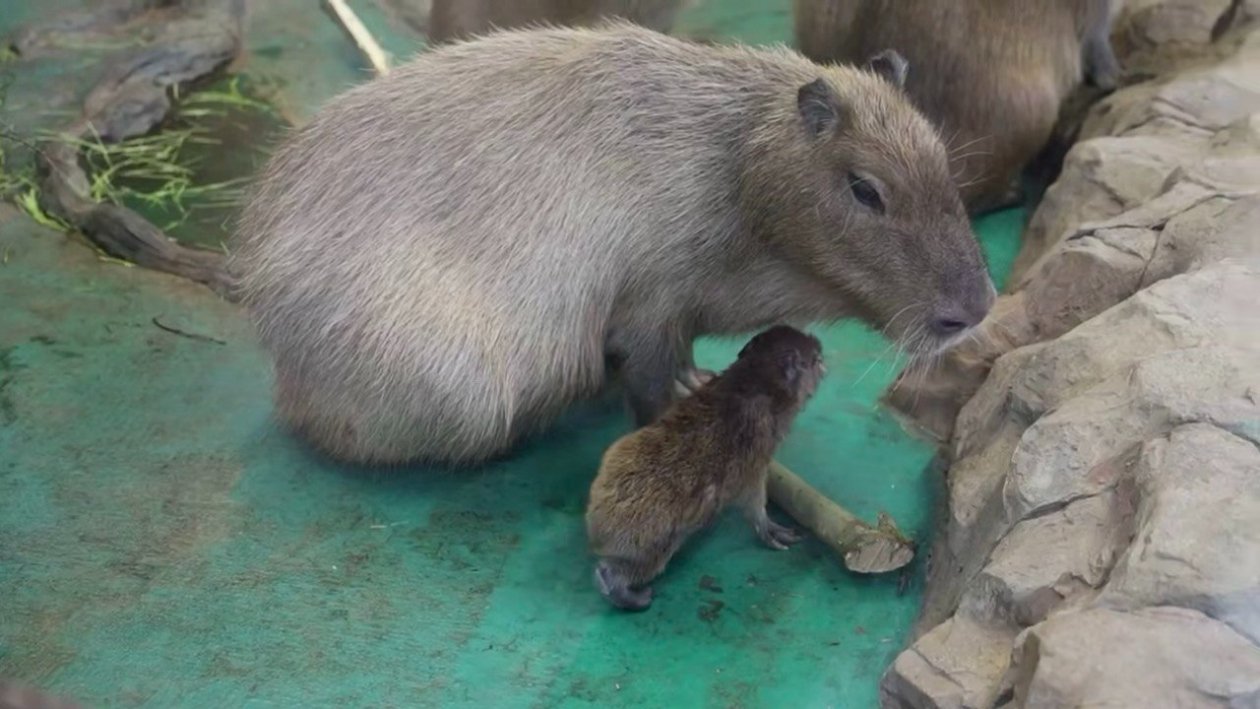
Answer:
767, 460, 915, 574
37, 136, 233, 298
324, 0, 392, 77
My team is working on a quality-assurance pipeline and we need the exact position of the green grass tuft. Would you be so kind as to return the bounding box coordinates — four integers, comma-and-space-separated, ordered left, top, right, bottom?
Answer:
0, 138, 71, 231
1, 76, 275, 235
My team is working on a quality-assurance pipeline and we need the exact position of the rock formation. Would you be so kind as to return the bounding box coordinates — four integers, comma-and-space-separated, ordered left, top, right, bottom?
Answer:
881, 1, 1260, 706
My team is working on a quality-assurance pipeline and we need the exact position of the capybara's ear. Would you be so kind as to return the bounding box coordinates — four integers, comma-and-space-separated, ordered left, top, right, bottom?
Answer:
797, 78, 843, 138
864, 49, 908, 89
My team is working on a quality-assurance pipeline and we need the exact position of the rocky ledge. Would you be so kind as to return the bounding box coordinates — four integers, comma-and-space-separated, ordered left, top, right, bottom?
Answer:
880, 1, 1260, 707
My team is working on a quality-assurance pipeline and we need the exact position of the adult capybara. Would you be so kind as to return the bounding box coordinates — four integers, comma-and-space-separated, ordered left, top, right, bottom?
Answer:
231, 24, 993, 467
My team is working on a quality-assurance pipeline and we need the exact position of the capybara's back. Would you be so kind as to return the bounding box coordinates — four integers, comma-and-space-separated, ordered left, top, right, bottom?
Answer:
427, 0, 690, 44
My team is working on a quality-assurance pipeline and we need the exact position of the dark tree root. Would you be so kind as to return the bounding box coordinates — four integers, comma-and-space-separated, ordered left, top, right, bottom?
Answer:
37, 138, 235, 297
26, 0, 247, 299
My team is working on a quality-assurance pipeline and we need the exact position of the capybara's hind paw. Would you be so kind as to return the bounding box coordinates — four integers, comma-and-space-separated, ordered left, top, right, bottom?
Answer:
759, 520, 803, 550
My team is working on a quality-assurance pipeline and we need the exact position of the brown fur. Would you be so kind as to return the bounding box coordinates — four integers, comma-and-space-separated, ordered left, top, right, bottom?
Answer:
794, 0, 1121, 214
230, 24, 992, 467
427, 0, 690, 44
585, 326, 825, 610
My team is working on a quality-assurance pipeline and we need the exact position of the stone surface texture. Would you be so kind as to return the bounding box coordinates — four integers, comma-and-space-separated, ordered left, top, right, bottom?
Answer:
881, 2, 1260, 707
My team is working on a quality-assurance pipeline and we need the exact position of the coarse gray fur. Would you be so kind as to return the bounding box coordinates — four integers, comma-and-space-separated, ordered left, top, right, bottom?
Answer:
427, 0, 692, 44
230, 23, 993, 467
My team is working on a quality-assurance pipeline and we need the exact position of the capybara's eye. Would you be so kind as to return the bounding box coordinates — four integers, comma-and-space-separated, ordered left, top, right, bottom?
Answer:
847, 172, 885, 214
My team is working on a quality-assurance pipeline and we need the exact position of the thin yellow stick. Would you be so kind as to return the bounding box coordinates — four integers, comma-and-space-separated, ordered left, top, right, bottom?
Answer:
324, 0, 392, 77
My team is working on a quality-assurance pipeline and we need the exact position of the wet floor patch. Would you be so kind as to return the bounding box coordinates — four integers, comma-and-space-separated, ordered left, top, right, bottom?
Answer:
97, 76, 288, 252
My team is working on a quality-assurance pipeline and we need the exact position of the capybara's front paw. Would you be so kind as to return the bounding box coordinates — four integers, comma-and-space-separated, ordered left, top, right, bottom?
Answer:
674, 367, 716, 397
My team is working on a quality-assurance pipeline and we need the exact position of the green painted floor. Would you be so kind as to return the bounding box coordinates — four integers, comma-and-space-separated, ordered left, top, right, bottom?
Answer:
0, 2, 1024, 706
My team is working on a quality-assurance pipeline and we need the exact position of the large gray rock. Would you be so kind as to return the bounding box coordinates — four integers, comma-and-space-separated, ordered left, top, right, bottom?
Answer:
1099, 424, 1260, 645
881, 617, 1016, 709
887, 188, 1260, 439
1017, 13, 1260, 280
1016, 136, 1206, 275
1004, 607, 1260, 708
1020, 51, 1260, 280
1002, 342, 1260, 522
880, 5, 1260, 707
1116, 0, 1236, 60
961, 488, 1136, 628
884, 262, 1260, 707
